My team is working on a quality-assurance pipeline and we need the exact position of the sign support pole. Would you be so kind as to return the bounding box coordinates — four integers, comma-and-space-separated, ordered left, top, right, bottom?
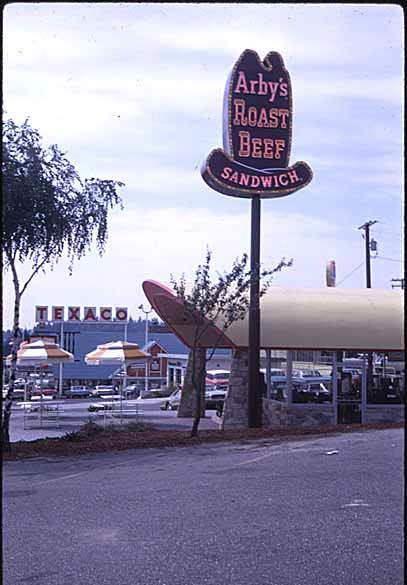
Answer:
248, 195, 262, 427
201, 49, 313, 428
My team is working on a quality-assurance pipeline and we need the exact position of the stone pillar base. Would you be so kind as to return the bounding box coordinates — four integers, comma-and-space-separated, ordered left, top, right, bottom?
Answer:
221, 348, 249, 429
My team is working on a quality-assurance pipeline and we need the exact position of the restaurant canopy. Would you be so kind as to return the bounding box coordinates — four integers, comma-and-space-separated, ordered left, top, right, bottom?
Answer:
142, 280, 404, 352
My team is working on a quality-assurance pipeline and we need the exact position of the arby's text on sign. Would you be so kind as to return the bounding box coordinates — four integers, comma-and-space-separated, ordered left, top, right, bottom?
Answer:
201, 49, 313, 198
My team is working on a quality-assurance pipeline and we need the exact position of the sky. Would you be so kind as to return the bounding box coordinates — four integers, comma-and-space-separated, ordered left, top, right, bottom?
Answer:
2, 2, 404, 330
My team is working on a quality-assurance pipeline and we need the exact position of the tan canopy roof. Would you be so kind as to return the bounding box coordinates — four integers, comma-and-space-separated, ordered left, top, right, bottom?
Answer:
142, 280, 404, 352
226, 287, 404, 351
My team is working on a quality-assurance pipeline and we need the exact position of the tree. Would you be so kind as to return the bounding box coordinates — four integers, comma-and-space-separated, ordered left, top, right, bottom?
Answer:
170, 249, 292, 437
2, 117, 124, 449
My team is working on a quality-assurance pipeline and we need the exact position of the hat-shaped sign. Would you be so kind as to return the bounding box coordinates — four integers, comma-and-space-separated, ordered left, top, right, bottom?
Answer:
201, 49, 313, 198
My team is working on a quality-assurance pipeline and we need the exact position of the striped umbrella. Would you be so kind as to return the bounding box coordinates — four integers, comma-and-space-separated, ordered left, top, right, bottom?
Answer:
6, 339, 74, 366
85, 341, 149, 366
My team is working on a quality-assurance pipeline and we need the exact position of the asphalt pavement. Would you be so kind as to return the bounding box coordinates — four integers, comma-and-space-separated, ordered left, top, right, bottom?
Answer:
3, 427, 404, 585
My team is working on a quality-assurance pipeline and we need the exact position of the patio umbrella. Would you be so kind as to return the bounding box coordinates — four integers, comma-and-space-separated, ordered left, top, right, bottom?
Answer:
7, 339, 74, 367
85, 341, 149, 366
6, 339, 74, 421
85, 341, 149, 414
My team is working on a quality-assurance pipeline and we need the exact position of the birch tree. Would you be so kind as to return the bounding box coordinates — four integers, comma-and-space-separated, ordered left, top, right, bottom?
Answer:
2, 117, 124, 449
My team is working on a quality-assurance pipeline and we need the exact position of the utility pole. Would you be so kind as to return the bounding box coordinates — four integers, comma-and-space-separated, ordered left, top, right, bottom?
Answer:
358, 220, 378, 288
358, 220, 378, 394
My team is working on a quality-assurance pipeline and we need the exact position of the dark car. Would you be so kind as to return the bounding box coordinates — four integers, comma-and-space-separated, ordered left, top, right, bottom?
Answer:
293, 378, 331, 403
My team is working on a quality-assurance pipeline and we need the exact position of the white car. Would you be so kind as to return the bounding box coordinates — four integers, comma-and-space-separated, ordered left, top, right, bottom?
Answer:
90, 385, 115, 398
160, 389, 182, 411
205, 386, 227, 409
65, 386, 91, 398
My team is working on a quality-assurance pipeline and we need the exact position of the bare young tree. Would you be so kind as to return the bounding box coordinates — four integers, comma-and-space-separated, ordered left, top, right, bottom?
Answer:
170, 249, 292, 437
2, 117, 125, 449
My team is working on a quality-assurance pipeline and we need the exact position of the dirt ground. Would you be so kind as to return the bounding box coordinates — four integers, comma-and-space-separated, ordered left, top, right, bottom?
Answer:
3, 420, 404, 460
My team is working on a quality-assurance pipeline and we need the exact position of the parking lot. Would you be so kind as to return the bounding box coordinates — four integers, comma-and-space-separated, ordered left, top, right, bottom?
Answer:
3, 427, 404, 585
9, 397, 221, 442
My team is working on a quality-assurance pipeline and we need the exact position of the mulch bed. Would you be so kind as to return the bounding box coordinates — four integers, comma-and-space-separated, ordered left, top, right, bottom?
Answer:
3, 421, 404, 460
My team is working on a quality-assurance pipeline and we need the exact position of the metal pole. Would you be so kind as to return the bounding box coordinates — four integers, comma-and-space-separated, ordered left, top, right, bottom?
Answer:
40, 369, 43, 428
120, 365, 124, 424
145, 316, 149, 394
122, 323, 128, 399
248, 195, 261, 428
265, 349, 271, 399
139, 304, 151, 396
332, 352, 338, 425
58, 320, 64, 398
361, 355, 367, 424
286, 350, 293, 403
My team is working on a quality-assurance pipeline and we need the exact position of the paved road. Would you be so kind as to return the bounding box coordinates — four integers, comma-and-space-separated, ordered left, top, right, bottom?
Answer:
3, 428, 404, 585
9, 398, 221, 442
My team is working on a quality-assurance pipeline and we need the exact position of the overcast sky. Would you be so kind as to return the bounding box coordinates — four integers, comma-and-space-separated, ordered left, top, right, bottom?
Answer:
3, 3, 404, 330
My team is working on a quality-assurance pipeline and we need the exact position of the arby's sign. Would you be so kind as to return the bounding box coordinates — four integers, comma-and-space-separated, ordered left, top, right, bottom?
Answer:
35, 305, 129, 323
201, 49, 313, 198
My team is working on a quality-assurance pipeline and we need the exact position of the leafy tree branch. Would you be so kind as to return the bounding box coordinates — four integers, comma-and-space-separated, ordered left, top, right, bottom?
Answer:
2, 116, 125, 449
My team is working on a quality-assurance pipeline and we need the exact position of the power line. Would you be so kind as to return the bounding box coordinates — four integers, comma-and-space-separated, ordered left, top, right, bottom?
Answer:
336, 261, 364, 286
374, 255, 403, 264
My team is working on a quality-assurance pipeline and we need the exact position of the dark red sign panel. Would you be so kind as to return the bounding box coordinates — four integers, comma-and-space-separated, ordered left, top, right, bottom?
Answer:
201, 49, 313, 198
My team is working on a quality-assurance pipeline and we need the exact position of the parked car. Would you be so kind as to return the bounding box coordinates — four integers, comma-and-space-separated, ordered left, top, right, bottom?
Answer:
269, 377, 289, 400
88, 401, 116, 412
12, 388, 26, 400
293, 379, 331, 403
160, 389, 182, 411
205, 369, 230, 391
293, 369, 323, 378
65, 385, 91, 399
270, 376, 331, 403
205, 385, 227, 409
123, 384, 140, 399
138, 387, 174, 400
2, 386, 25, 400
271, 368, 286, 377
31, 386, 57, 399
90, 385, 115, 398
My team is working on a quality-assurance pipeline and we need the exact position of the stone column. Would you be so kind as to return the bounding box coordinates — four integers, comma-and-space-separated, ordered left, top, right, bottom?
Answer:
221, 348, 249, 429
177, 348, 206, 418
